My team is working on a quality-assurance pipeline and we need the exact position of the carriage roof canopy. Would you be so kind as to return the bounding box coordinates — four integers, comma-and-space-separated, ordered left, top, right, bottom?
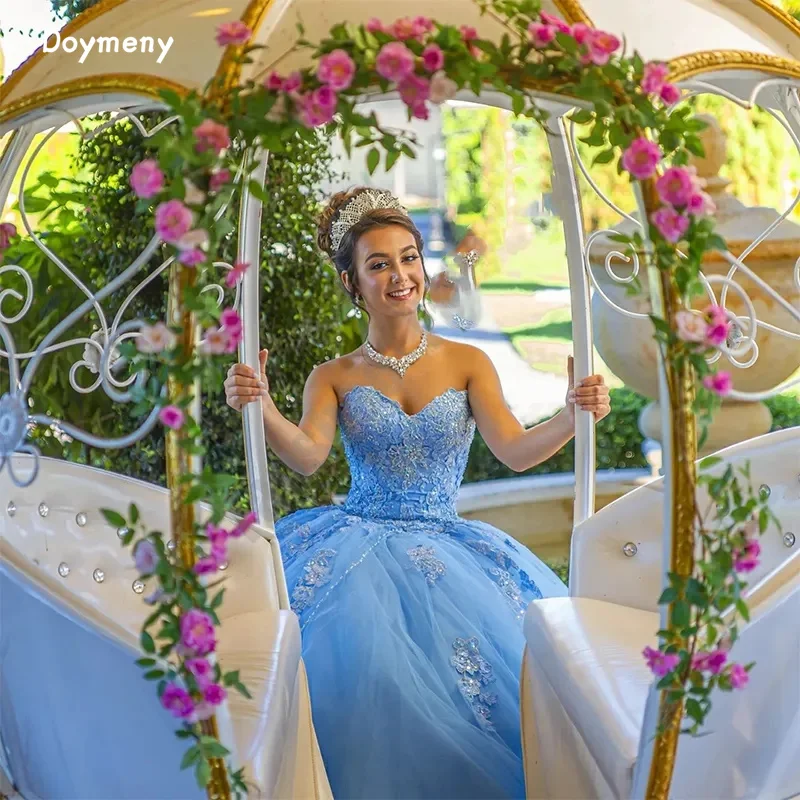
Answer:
1, 0, 799, 129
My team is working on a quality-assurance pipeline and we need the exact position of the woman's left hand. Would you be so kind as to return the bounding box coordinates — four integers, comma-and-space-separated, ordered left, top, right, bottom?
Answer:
565, 356, 611, 422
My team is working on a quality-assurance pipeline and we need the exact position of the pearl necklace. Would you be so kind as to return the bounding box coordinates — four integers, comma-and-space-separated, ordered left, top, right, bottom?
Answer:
363, 332, 428, 378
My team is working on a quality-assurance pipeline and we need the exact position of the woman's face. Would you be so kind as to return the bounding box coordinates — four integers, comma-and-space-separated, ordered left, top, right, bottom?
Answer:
344, 224, 425, 317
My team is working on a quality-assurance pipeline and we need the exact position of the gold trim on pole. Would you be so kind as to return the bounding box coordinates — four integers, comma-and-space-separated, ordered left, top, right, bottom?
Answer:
745, 0, 800, 40
0, 75, 190, 128
166, 262, 231, 800
553, 0, 594, 26
668, 49, 800, 83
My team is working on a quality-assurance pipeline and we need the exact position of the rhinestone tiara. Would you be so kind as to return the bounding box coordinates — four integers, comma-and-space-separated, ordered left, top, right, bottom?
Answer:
329, 190, 408, 253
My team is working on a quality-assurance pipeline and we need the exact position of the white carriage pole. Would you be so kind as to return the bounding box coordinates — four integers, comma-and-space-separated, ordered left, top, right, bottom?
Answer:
0, 127, 36, 242
547, 113, 597, 533
237, 148, 275, 531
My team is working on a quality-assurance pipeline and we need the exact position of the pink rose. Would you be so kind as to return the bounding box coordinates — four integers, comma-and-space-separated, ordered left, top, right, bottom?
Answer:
226, 259, 249, 288
585, 29, 620, 65
692, 648, 727, 674
728, 663, 749, 689
284, 72, 302, 94
220, 307, 242, 334
413, 16, 434, 33
203, 683, 227, 706
621, 137, 662, 180
264, 72, 285, 92
422, 44, 445, 73
194, 556, 220, 575
215, 20, 252, 47
641, 62, 669, 94
297, 88, 338, 127
391, 17, 424, 41
734, 537, 761, 573
429, 71, 458, 104
643, 645, 680, 677
317, 49, 356, 91
0, 221, 18, 251
160, 683, 195, 719
528, 22, 556, 48
200, 326, 229, 356
460, 25, 478, 42
398, 74, 430, 112
675, 310, 706, 344
180, 608, 217, 656
154, 199, 193, 244
704, 304, 728, 327
366, 18, 385, 34
129, 159, 164, 199
706, 321, 730, 348
656, 166, 695, 206
687, 191, 715, 217
159, 405, 185, 430
231, 510, 257, 538
209, 168, 231, 193
137, 321, 176, 354
186, 657, 214, 688
540, 11, 571, 34
134, 539, 159, 574
651, 206, 689, 243
571, 23, 590, 44
375, 42, 415, 82
660, 83, 681, 105
194, 119, 231, 156
702, 371, 733, 396
178, 248, 205, 266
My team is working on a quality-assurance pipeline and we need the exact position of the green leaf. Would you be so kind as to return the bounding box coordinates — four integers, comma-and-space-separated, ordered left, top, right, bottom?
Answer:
140, 631, 156, 654
136, 657, 156, 667
671, 600, 691, 628
366, 148, 380, 175
101, 509, 127, 528
144, 669, 166, 680
129, 503, 140, 525
735, 597, 751, 623
591, 148, 616, 166
181, 745, 201, 770
195, 758, 212, 788
658, 587, 678, 605
570, 108, 593, 125
699, 456, 722, 471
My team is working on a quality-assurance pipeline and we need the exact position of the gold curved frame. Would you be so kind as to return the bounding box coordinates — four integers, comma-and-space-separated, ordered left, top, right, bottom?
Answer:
746, 0, 800, 39
668, 49, 800, 82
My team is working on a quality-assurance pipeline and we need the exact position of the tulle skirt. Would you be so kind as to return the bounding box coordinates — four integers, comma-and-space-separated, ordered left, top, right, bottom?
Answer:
276, 506, 567, 799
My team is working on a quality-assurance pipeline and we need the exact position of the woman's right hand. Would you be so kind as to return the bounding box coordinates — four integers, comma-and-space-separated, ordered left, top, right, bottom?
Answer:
224, 348, 269, 412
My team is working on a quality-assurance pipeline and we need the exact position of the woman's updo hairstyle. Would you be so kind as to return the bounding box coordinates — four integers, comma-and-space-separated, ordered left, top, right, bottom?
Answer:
317, 187, 430, 311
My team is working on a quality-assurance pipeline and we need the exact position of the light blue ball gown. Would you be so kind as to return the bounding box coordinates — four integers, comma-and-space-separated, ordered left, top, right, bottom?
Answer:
276, 385, 567, 799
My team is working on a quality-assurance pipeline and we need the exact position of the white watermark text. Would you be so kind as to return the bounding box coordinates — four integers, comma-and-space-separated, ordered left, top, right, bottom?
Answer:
44, 34, 174, 65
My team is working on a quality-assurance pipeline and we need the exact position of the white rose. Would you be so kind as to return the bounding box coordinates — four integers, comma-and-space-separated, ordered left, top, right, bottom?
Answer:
429, 72, 458, 105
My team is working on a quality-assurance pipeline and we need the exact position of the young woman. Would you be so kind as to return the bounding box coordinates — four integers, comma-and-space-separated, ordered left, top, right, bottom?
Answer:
224, 187, 611, 799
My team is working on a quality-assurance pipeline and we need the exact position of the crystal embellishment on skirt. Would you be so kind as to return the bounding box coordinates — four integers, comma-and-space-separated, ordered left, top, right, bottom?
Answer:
291, 549, 337, 612
451, 637, 497, 729
407, 545, 446, 585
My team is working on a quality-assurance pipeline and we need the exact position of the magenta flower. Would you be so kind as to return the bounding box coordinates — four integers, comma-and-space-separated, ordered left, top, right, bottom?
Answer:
178, 248, 205, 266
317, 49, 356, 91
264, 72, 285, 92
429, 71, 458, 104
621, 137, 662, 180
656, 166, 695, 207
180, 609, 217, 656
413, 16, 434, 33
651, 206, 689, 243
284, 72, 302, 94
706, 321, 730, 348
194, 119, 231, 156
203, 683, 227, 706
529, 22, 557, 47
540, 11, 571, 34
375, 42, 415, 82
641, 62, 669, 94
129, 159, 164, 199
422, 44, 445, 73
705, 304, 728, 327
215, 20, 252, 47
702, 371, 733, 397
161, 683, 195, 719
298, 87, 338, 127
571, 23, 590, 44
134, 539, 159, 574
159, 405, 185, 430
194, 556, 220, 575
643, 646, 680, 677
391, 17, 424, 41
155, 199, 193, 244
688, 190, 715, 217
660, 83, 681, 105
0, 221, 17, 255
220, 307, 242, 334
366, 18, 385, 34
186, 657, 214, 688
209, 168, 231, 193
231, 511, 258, 538
460, 25, 478, 42
675, 310, 706, 344
398, 74, 430, 112
728, 663, 749, 689
692, 648, 728, 674
585, 30, 620, 65
225, 259, 250, 288
734, 538, 761, 573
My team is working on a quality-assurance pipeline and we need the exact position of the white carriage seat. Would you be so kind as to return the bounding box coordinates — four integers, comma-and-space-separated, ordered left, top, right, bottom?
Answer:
521, 428, 800, 799
0, 455, 331, 800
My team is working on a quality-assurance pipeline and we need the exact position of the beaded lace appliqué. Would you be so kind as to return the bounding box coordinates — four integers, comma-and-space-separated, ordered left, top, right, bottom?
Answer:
451, 637, 497, 730
408, 545, 446, 585
291, 549, 337, 612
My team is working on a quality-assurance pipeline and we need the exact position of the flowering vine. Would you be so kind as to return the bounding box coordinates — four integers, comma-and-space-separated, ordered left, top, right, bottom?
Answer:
90, 0, 776, 793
